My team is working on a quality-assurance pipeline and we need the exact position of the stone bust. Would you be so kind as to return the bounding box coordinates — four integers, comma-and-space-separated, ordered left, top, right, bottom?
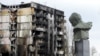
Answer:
69, 13, 82, 27
69, 13, 92, 41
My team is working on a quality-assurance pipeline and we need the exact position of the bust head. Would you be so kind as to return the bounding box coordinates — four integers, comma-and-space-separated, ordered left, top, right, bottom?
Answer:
69, 13, 82, 26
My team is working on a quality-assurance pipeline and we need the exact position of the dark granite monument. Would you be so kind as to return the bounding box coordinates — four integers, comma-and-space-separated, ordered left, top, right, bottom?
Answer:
69, 13, 92, 56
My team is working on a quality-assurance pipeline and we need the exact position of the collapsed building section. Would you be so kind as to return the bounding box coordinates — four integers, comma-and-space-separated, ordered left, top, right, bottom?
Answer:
0, 2, 67, 56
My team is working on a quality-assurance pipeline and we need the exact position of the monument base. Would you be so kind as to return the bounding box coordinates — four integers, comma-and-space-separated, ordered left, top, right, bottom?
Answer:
75, 39, 90, 56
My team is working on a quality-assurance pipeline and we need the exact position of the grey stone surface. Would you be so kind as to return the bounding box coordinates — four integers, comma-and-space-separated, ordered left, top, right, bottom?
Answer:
69, 13, 92, 41
69, 13, 92, 56
69, 13, 92, 29
74, 29, 89, 41
75, 40, 90, 56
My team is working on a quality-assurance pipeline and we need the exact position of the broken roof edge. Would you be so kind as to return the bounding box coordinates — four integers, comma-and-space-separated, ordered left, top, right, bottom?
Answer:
0, 2, 64, 16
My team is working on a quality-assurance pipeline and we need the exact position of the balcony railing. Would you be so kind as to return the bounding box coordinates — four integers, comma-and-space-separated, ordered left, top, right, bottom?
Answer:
58, 31, 64, 36
36, 27, 47, 32
57, 50, 64, 55
57, 43, 63, 48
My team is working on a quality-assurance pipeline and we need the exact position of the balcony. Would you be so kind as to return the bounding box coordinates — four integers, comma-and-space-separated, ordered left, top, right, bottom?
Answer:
11, 44, 16, 49
43, 13, 47, 18
35, 19, 48, 26
39, 43, 48, 49
10, 31, 17, 37
28, 45, 35, 52
57, 24, 64, 29
56, 18, 64, 23
34, 34, 45, 39
9, 22, 17, 25
57, 37, 62, 41
57, 50, 64, 55
10, 38, 16, 44
34, 35, 47, 41
58, 31, 64, 36
32, 24, 36, 30
9, 27, 17, 31
35, 40, 47, 47
57, 54, 64, 56
38, 49, 48, 54
57, 43, 63, 48
36, 27, 46, 32
32, 18, 36, 23
36, 11, 43, 17
37, 32, 44, 37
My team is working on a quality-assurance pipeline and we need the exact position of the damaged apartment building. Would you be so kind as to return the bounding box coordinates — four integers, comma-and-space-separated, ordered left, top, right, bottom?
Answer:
0, 2, 67, 56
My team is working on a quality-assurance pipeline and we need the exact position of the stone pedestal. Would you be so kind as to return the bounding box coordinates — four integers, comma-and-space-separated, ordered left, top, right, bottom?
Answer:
69, 13, 92, 56
75, 40, 90, 56
74, 29, 89, 41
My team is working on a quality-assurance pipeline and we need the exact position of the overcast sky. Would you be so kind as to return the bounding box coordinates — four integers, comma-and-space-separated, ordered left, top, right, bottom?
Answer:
0, 0, 100, 56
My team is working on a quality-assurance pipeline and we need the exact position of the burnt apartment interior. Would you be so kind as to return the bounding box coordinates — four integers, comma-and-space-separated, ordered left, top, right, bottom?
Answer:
0, 2, 67, 56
